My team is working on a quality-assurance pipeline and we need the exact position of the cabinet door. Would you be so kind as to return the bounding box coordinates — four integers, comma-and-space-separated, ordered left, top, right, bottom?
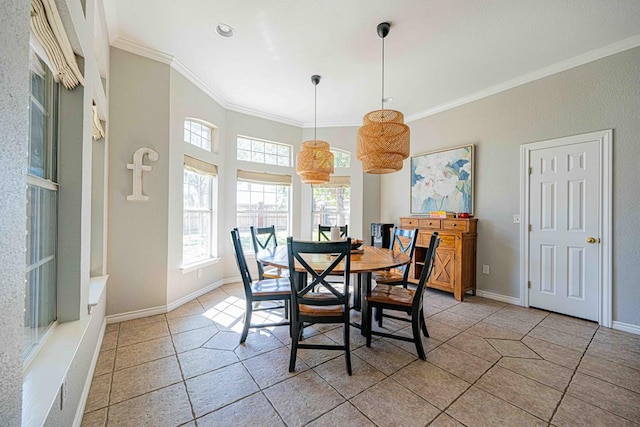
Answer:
429, 247, 455, 291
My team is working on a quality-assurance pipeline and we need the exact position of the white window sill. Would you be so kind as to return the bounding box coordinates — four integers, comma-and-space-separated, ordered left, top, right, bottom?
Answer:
88, 275, 109, 314
181, 257, 220, 274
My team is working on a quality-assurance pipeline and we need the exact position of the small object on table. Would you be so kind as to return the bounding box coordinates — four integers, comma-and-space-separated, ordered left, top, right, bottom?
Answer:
330, 225, 341, 241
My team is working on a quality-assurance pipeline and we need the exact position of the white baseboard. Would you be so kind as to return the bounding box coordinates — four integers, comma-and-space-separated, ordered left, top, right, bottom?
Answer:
106, 305, 167, 324
72, 318, 106, 427
612, 321, 640, 336
107, 280, 229, 323
224, 276, 241, 285
475, 289, 522, 306
166, 279, 224, 312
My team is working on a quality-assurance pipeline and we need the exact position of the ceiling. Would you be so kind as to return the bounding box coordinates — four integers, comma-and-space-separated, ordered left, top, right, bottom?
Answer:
104, 0, 640, 127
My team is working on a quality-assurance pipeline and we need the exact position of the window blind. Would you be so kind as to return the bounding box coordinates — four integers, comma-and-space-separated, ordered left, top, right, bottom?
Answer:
312, 175, 350, 188
30, 0, 84, 89
237, 170, 292, 185
184, 155, 218, 176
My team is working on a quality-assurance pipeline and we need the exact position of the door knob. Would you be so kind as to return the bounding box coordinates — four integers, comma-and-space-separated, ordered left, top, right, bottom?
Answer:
586, 237, 600, 244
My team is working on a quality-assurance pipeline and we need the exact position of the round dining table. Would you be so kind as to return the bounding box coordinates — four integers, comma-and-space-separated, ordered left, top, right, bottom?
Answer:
256, 244, 410, 335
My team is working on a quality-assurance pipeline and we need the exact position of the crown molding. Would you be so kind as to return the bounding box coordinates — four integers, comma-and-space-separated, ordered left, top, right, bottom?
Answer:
111, 38, 173, 64
407, 34, 640, 123
225, 103, 303, 128
112, 35, 640, 129
111, 38, 227, 109
302, 120, 361, 129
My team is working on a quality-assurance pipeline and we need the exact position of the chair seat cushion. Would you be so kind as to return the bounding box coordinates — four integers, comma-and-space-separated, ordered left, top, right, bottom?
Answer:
367, 284, 415, 307
298, 293, 345, 316
372, 270, 403, 284
299, 303, 344, 316
251, 278, 291, 296
263, 267, 289, 279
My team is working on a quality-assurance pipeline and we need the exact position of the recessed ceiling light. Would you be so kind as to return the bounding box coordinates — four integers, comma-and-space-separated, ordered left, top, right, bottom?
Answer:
216, 23, 235, 38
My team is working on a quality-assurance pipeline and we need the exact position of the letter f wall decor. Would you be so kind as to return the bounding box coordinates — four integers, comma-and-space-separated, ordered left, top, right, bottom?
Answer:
127, 147, 159, 201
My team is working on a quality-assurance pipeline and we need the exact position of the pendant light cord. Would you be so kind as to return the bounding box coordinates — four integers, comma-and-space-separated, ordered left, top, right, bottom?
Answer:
314, 82, 317, 141
381, 34, 385, 113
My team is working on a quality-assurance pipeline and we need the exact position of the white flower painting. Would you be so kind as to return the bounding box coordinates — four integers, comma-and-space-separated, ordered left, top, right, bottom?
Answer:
411, 145, 474, 214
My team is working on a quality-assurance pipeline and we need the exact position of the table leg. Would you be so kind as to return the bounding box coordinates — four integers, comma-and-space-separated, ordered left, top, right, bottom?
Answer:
353, 274, 362, 311
360, 272, 372, 337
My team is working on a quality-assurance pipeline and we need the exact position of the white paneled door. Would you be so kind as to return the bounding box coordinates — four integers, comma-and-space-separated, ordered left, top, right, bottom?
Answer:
528, 136, 603, 321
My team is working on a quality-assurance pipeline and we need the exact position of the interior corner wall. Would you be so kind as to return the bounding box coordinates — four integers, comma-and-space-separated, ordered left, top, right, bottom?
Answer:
380, 47, 640, 326
166, 69, 227, 304
0, 0, 29, 423
107, 48, 171, 315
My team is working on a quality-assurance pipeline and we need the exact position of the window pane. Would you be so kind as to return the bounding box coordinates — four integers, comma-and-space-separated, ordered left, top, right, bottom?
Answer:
236, 180, 290, 251
265, 154, 277, 165
25, 53, 58, 361
236, 137, 291, 167
183, 170, 214, 265
29, 102, 46, 178
238, 138, 252, 150
184, 120, 213, 152
312, 185, 350, 232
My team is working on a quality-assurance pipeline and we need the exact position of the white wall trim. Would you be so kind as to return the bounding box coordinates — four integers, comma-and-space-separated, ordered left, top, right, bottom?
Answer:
72, 318, 106, 427
224, 276, 241, 285
407, 35, 640, 123
475, 290, 522, 306
111, 38, 173, 65
107, 280, 226, 323
110, 38, 304, 128
612, 321, 640, 336
106, 305, 167, 324
166, 280, 224, 312
519, 130, 613, 327
111, 35, 640, 130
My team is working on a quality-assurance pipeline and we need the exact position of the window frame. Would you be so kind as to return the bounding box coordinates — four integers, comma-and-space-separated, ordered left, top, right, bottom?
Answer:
182, 164, 218, 268
236, 135, 292, 167
331, 148, 351, 168
184, 118, 216, 152
24, 51, 59, 362
236, 177, 292, 252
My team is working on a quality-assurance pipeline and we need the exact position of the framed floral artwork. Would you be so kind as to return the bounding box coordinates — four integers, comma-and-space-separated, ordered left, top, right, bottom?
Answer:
410, 144, 474, 214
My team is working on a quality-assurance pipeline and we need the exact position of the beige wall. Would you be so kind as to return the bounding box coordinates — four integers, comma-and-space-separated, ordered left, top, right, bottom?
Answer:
381, 47, 640, 326
167, 69, 227, 303
108, 48, 171, 314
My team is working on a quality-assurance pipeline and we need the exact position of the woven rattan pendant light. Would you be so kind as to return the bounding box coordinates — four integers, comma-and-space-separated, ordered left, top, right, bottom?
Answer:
297, 75, 334, 184
357, 22, 410, 174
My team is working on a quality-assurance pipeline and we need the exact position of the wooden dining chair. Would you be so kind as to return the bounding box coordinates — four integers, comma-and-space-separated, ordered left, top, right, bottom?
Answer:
287, 237, 353, 375
318, 224, 348, 241
364, 232, 440, 360
371, 227, 418, 288
230, 229, 291, 344
250, 225, 288, 280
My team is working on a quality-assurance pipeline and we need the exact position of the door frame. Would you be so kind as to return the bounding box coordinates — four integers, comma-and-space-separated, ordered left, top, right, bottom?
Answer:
519, 129, 612, 327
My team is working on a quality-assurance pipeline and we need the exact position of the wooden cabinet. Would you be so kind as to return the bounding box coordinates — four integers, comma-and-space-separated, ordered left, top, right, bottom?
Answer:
400, 217, 477, 301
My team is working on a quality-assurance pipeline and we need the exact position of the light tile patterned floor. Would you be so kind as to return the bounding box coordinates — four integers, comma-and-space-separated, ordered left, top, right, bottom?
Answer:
82, 283, 640, 426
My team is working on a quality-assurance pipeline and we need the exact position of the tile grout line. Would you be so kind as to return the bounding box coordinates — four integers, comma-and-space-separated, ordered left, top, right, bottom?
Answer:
428, 306, 553, 425
547, 327, 598, 423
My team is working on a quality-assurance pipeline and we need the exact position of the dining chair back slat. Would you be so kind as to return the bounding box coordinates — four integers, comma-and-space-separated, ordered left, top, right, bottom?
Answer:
372, 227, 418, 288
287, 238, 353, 375
250, 225, 287, 280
